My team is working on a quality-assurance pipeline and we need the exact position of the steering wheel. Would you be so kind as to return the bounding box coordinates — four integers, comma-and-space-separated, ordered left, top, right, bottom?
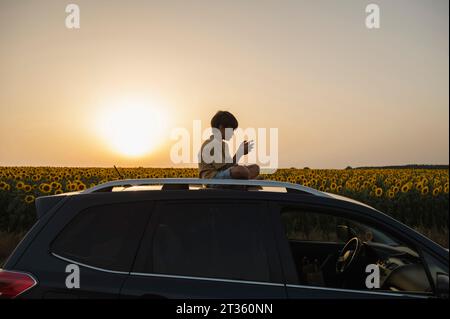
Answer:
336, 237, 362, 274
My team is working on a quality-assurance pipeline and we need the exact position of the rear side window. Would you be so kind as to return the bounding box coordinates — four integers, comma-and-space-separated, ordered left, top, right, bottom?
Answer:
138, 201, 271, 282
51, 201, 152, 272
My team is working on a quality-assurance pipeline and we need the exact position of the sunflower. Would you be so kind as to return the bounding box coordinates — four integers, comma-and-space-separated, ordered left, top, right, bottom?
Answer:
24, 195, 35, 204
432, 187, 441, 197
421, 186, 429, 195
388, 190, 395, 199
375, 188, 383, 197
23, 184, 32, 192
50, 182, 61, 189
39, 183, 52, 194
401, 184, 410, 193
16, 181, 25, 189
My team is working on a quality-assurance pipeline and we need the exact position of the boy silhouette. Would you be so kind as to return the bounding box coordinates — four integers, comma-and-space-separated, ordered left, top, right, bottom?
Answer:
198, 111, 260, 179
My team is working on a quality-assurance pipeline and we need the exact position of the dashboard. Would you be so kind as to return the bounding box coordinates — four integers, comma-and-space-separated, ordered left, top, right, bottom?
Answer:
368, 244, 432, 293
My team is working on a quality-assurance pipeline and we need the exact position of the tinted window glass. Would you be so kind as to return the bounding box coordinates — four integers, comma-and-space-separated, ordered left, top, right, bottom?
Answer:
282, 210, 342, 242
52, 202, 151, 272
282, 210, 398, 244
143, 202, 271, 282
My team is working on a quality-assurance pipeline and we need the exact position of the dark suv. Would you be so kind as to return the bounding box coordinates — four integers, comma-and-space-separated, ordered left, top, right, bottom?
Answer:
1, 178, 448, 299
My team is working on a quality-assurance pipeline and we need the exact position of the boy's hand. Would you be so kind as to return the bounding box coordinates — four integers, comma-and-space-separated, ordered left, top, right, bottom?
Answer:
240, 140, 254, 155
234, 140, 255, 163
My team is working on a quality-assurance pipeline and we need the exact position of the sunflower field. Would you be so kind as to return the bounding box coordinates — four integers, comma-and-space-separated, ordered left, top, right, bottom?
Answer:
0, 167, 448, 255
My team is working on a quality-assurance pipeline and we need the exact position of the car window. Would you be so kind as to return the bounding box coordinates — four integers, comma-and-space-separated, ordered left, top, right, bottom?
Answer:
282, 210, 398, 245
139, 201, 271, 283
51, 201, 151, 272
280, 208, 432, 294
282, 210, 342, 242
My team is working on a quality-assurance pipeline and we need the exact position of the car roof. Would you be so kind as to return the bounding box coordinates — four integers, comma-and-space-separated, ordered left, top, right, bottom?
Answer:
77, 178, 375, 209
82, 178, 328, 196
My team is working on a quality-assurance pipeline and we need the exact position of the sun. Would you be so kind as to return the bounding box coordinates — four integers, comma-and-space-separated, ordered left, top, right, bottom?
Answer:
96, 98, 168, 157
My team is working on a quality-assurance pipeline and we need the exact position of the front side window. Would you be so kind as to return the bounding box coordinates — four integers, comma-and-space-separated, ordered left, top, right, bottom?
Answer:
52, 202, 151, 272
140, 201, 271, 283
282, 210, 398, 245
281, 208, 432, 294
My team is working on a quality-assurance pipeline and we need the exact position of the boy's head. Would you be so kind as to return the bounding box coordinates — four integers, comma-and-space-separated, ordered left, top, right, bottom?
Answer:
211, 110, 238, 140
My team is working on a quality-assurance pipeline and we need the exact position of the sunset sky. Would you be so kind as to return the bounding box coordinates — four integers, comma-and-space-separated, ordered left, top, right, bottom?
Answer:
0, 0, 448, 169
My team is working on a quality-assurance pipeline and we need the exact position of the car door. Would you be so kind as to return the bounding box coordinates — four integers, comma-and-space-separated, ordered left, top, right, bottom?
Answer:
17, 199, 154, 299
120, 199, 286, 298
269, 201, 436, 299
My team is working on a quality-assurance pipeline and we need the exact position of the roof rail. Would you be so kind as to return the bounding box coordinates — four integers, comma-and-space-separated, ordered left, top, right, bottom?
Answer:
82, 178, 329, 197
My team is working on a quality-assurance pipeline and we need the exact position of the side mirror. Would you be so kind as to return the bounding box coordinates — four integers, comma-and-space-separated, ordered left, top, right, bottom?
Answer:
336, 225, 357, 242
436, 273, 449, 299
